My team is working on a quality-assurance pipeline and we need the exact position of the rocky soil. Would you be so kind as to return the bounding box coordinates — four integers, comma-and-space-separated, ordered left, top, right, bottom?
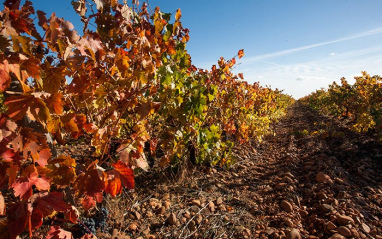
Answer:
49, 103, 382, 238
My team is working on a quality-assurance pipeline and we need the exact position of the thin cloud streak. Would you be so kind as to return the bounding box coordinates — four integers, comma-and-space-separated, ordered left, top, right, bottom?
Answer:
245, 27, 382, 62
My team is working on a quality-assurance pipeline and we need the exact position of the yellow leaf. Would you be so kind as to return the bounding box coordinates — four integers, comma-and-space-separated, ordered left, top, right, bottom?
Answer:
175, 9, 181, 21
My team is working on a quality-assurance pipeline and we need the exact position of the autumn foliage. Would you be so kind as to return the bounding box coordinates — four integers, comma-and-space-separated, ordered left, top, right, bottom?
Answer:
300, 72, 382, 137
0, 0, 293, 237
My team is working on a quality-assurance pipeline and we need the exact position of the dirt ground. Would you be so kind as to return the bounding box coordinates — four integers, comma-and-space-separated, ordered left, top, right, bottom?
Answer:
52, 102, 382, 239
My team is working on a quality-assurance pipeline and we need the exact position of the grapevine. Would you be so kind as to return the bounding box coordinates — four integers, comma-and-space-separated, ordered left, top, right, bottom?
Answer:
0, 0, 293, 238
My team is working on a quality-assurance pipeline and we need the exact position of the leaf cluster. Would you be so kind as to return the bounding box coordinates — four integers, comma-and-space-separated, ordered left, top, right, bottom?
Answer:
0, 0, 293, 237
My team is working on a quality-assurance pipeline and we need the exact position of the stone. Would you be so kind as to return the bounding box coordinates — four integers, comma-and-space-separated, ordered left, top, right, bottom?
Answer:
326, 221, 337, 230
156, 206, 166, 215
316, 172, 332, 183
300, 210, 309, 217
280, 200, 294, 212
337, 226, 352, 237
361, 223, 370, 233
188, 220, 196, 231
284, 218, 294, 227
317, 191, 328, 199
128, 222, 138, 231
336, 214, 354, 226
168, 213, 177, 225
134, 211, 141, 220
191, 199, 201, 207
216, 197, 223, 205
286, 228, 301, 239
321, 203, 333, 212
275, 183, 287, 190
328, 233, 345, 239
266, 228, 275, 235
162, 193, 170, 200
208, 201, 215, 212
164, 200, 171, 209
194, 214, 203, 224
350, 228, 360, 238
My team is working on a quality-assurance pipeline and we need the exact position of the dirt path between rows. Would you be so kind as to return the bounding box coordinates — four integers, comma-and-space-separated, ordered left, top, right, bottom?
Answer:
62, 103, 382, 239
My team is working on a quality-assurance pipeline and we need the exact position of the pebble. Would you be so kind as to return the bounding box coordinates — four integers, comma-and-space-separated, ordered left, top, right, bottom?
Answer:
164, 200, 171, 209
326, 221, 337, 230
328, 233, 345, 239
284, 218, 294, 227
316, 172, 332, 183
300, 210, 309, 217
350, 228, 360, 238
286, 228, 301, 239
134, 211, 141, 220
188, 220, 196, 231
168, 213, 177, 225
216, 197, 223, 205
321, 203, 333, 212
162, 193, 170, 200
266, 228, 275, 235
208, 201, 215, 212
194, 214, 203, 224
336, 214, 354, 226
128, 222, 138, 231
337, 226, 352, 237
156, 206, 166, 215
191, 199, 201, 207
281, 200, 294, 212
361, 223, 370, 233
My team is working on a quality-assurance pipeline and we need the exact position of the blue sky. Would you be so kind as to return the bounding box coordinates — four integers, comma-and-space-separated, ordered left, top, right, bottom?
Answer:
29, 0, 382, 99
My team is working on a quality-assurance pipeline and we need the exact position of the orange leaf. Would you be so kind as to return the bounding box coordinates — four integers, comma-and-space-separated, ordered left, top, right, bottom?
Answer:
5, 94, 51, 123
47, 93, 64, 115
105, 175, 122, 197
112, 161, 134, 189
238, 49, 244, 59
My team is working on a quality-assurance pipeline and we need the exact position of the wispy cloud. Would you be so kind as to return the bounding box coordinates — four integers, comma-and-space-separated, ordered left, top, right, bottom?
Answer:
244, 27, 382, 62
235, 45, 382, 99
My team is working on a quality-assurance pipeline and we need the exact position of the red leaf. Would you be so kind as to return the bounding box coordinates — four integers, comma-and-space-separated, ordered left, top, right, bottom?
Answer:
12, 170, 50, 199
7, 202, 29, 239
74, 162, 107, 198
46, 225, 73, 239
36, 148, 52, 167
112, 161, 134, 189
30, 208, 43, 230
4, 0, 22, 10
81, 196, 96, 211
33, 192, 71, 216
65, 206, 79, 223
